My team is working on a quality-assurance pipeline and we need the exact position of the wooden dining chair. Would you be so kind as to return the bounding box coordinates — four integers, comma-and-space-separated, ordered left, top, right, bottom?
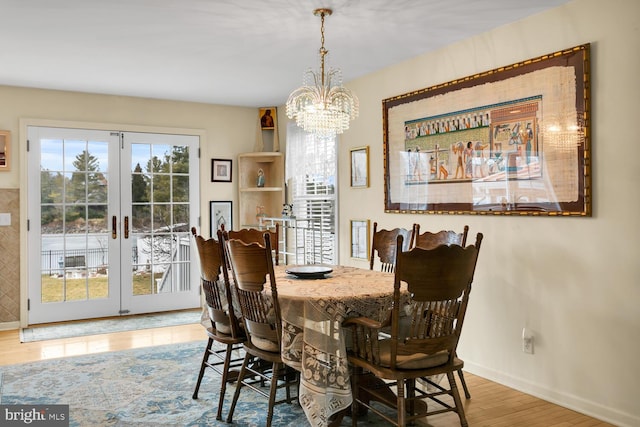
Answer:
223, 224, 280, 265
410, 224, 469, 250
409, 224, 472, 398
190, 227, 246, 421
369, 222, 412, 272
345, 232, 483, 427
223, 232, 298, 427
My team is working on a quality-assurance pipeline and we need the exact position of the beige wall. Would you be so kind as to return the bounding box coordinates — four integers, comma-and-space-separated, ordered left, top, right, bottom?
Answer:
0, 85, 259, 327
335, 0, 639, 425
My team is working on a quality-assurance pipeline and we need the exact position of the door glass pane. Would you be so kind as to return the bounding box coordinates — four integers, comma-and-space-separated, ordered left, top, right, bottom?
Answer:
63, 140, 85, 171
173, 204, 189, 227
132, 171, 150, 203
131, 204, 150, 232
152, 176, 171, 202
129, 141, 192, 298
41, 171, 63, 204
41, 137, 111, 304
172, 146, 189, 173
172, 176, 189, 202
41, 139, 64, 171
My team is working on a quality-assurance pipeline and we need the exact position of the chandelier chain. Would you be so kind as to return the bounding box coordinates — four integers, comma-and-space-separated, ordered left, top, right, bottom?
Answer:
319, 11, 327, 87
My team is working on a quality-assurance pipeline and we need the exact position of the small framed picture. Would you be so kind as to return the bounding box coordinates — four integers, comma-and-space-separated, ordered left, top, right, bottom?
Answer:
210, 201, 232, 236
0, 130, 10, 171
350, 146, 369, 188
211, 158, 232, 182
259, 107, 277, 129
350, 219, 370, 259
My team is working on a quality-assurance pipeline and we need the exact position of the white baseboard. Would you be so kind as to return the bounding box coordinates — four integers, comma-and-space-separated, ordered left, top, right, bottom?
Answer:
0, 321, 20, 331
464, 361, 637, 427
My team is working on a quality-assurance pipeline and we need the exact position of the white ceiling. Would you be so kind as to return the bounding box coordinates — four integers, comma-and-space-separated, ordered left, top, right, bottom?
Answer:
0, 0, 571, 108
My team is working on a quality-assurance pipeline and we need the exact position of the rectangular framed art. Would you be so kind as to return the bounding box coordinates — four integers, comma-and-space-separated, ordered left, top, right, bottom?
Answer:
350, 219, 370, 259
0, 130, 10, 171
211, 158, 232, 182
210, 201, 232, 236
383, 44, 591, 216
350, 146, 369, 188
259, 107, 277, 130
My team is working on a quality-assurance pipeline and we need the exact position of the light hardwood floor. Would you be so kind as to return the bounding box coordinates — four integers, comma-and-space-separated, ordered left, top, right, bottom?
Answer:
0, 323, 614, 426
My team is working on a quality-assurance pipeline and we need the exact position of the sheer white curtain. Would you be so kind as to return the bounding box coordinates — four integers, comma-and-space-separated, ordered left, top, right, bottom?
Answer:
286, 124, 337, 264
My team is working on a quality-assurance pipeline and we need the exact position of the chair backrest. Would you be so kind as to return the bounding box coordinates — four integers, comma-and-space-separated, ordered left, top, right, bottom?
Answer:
224, 232, 282, 353
369, 221, 412, 272
410, 224, 469, 249
389, 232, 483, 367
225, 224, 280, 265
191, 227, 242, 338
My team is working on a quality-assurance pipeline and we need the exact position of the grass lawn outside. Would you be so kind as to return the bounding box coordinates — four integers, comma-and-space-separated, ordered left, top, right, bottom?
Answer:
40, 272, 164, 302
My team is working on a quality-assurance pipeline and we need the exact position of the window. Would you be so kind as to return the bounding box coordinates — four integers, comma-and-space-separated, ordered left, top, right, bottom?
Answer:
286, 125, 337, 264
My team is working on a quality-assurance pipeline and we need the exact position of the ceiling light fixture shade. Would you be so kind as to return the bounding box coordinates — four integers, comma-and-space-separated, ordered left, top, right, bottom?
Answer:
286, 8, 359, 139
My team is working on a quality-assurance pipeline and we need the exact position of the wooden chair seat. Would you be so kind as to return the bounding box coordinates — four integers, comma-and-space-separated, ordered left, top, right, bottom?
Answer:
377, 341, 450, 369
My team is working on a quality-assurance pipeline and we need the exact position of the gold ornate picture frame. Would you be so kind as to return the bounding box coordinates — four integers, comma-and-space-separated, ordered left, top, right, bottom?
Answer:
0, 130, 10, 171
383, 44, 591, 216
259, 107, 277, 130
350, 146, 369, 188
350, 219, 370, 259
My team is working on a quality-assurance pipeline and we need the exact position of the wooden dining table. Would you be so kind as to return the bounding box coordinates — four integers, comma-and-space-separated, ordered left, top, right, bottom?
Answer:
273, 265, 396, 427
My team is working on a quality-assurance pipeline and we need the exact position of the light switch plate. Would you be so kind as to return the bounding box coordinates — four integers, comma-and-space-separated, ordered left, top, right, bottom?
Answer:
0, 213, 11, 226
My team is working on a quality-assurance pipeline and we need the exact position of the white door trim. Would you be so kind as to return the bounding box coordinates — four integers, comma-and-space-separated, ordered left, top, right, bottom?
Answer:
19, 118, 205, 327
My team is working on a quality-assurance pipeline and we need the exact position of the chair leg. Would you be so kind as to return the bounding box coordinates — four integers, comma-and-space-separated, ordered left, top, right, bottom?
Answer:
351, 368, 360, 427
406, 378, 416, 418
215, 343, 234, 421
396, 378, 406, 427
226, 352, 251, 423
447, 371, 468, 427
192, 338, 213, 399
457, 368, 471, 399
266, 361, 280, 427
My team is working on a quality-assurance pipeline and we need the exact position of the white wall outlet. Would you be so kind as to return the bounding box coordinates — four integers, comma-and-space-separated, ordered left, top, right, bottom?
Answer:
522, 327, 534, 354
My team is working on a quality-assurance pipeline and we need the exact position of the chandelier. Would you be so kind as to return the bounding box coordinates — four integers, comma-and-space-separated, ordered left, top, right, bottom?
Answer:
286, 8, 359, 139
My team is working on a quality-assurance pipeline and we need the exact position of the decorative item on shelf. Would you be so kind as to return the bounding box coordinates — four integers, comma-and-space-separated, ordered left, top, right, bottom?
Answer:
285, 8, 359, 139
257, 168, 265, 187
281, 204, 294, 218
255, 107, 280, 152
260, 108, 275, 130
256, 205, 266, 222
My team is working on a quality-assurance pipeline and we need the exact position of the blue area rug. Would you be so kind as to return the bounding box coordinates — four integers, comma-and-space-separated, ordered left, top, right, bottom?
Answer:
20, 310, 202, 343
0, 341, 315, 426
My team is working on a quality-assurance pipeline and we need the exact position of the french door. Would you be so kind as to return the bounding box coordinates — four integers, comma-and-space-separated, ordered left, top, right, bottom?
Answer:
27, 126, 200, 324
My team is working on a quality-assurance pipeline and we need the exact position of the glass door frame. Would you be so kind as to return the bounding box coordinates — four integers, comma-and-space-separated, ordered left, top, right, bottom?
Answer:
120, 131, 201, 315
26, 127, 122, 324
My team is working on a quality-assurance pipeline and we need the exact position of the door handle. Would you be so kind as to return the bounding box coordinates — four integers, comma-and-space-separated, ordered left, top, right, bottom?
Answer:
124, 216, 129, 239
112, 216, 117, 239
